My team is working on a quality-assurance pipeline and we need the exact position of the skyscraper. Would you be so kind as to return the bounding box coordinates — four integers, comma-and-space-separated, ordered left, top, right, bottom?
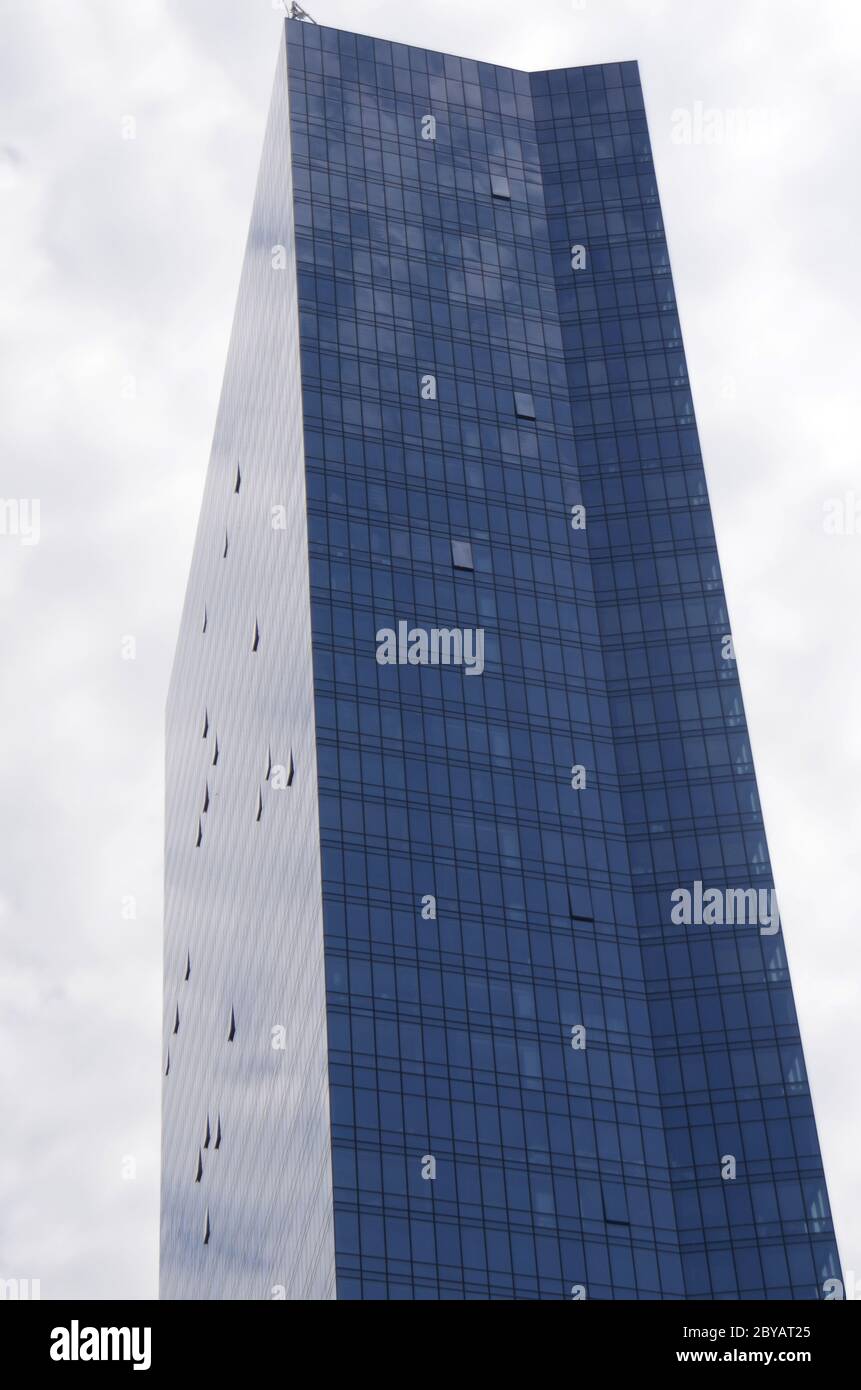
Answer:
161, 17, 840, 1300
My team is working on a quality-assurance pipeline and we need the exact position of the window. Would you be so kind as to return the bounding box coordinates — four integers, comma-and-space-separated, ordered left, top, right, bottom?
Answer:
602, 1182, 630, 1225
202, 784, 209, 813
184, 951, 191, 981
214, 1114, 222, 1150
173, 1005, 180, 1034
195, 820, 203, 848
252, 619, 259, 652
256, 787, 263, 821
568, 885, 593, 921
202, 709, 209, 738
287, 749, 295, 786
228, 1007, 236, 1042
491, 173, 510, 199
195, 1150, 203, 1183
222, 531, 228, 558
203, 1208, 210, 1244
233, 464, 241, 494
203, 1115, 211, 1149
514, 390, 535, 419
451, 538, 474, 571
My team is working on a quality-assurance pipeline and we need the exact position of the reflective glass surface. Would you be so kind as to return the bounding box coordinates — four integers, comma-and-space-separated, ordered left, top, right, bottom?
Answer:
161, 19, 840, 1301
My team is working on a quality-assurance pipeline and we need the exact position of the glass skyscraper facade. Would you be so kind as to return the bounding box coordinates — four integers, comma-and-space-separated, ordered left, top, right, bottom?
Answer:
161, 17, 840, 1300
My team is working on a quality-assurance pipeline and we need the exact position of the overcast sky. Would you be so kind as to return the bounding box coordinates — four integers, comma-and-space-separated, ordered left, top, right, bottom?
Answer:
1, 0, 858, 1300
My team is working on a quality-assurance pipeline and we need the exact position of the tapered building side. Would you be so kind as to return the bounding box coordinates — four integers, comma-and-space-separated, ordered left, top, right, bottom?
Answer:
161, 18, 840, 1300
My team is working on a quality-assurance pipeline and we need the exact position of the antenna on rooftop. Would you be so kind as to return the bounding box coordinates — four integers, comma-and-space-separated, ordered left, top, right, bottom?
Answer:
286, 2, 317, 21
